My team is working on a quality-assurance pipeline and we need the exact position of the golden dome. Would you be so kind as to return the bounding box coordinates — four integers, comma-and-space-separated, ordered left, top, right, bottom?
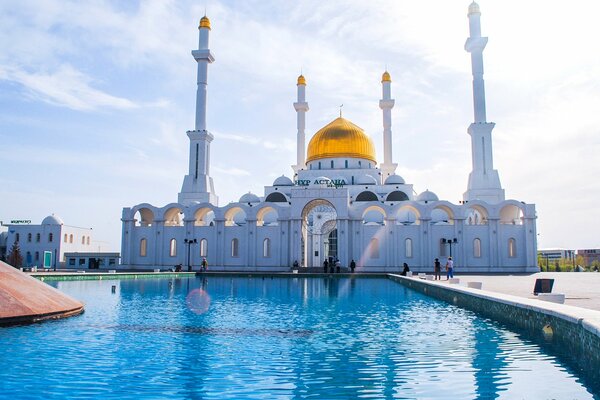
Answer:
297, 74, 306, 85
199, 15, 211, 29
306, 117, 376, 163
382, 71, 391, 82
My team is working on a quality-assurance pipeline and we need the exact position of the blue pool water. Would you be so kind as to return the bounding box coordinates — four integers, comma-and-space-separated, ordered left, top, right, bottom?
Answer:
0, 276, 597, 399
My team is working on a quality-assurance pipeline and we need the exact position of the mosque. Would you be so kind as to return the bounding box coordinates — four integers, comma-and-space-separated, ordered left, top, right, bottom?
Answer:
121, 3, 538, 272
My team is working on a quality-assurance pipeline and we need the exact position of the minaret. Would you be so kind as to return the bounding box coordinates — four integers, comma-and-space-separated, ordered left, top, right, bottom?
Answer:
178, 16, 218, 206
379, 71, 397, 180
463, 2, 505, 203
292, 74, 309, 174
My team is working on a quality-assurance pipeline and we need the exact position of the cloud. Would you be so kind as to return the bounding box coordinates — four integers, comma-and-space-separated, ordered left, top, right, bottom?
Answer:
213, 166, 251, 177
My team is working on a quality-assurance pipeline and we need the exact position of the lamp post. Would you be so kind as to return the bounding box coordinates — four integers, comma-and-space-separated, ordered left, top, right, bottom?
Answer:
442, 238, 458, 258
184, 238, 197, 272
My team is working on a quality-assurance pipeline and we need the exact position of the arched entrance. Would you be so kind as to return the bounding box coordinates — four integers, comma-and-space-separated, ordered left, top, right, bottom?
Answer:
301, 200, 338, 268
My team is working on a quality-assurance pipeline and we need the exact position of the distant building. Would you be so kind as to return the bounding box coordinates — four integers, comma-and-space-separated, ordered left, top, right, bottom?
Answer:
577, 249, 600, 266
64, 252, 120, 269
2, 215, 114, 268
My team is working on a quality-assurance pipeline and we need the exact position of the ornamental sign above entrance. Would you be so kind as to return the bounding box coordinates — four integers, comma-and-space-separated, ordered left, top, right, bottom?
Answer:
294, 179, 345, 188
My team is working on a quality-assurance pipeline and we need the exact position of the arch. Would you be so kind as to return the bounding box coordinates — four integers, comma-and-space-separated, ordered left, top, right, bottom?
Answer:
265, 192, 288, 203
63, 233, 68, 243
386, 191, 409, 202
500, 204, 524, 225
164, 207, 183, 227
199, 238, 207, 257
473, 238, 481, 258
405, 238, 413, 258
508, 238, 517, 257
368, 238, 379, 258
355, 191, 378, 202
135, 207, 155, 227
194, 208, 215, 226
362, 206, 386, 225
256, 206, 279, 227
140, 238, 147, 257
263, 238, 271, 257
396, 205, 421, 225
231, 238, 239, 257
169, 238, 177, 257
431, 205, 454, 225
465, 205, 489, 225
69, 234, 73, 243
301, 199, 337, 235
225, 207, 247, 227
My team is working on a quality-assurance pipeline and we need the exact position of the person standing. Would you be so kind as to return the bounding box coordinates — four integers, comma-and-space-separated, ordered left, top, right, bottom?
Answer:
350, 259, 356, 273
434, 258, 441, 280
446, 256, 454, 280
323, 259, 329, 273
201, 257, 208, 272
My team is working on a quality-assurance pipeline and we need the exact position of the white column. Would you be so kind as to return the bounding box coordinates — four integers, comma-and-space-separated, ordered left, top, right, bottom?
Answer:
293, 75, 309, 174
463, 3, 505, 203
179, 17, 218, 206
379, 71, 397, 180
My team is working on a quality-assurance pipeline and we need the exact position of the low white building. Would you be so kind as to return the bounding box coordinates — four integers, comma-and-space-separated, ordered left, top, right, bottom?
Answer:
121, 4, 538, 273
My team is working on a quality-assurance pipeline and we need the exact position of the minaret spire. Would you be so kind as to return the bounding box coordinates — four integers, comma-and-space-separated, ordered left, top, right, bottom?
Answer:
178, 16, 218, 206
463, 2, 504, 203
293, 74, 309, 173
379, 71, 397, 180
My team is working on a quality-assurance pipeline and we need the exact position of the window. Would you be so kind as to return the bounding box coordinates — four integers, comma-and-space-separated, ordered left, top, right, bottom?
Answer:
140, 238, 147, 257
69, 258, 76, 266
48, 233, 53, 242
36, 233, 40, 243
345, 160, 348, 168
231, 238, 239, 257
69, 234, 73, 243
439, 239, 447, 257
35, 251, 39, 261
474, 238, 482, 258
27, 233, 32, 242
26, 251, 31, 262
369, 238, 379, 259
64, 234, 68, 243
318, 162, 321, 170
79, 258, 85, 265
200, 239, 208, 257
169, 239, 177, 257
82, 236, 85, 244
508, 238, 517, 258
87, 237, 90, 245
263, 238, 271, 258
109, 259, 116, 266
405, 238, 413, 258
330, 160, 334, 168
15, 233, 20, 242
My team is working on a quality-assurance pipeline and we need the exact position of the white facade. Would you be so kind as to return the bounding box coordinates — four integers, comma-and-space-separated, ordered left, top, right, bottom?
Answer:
121, 4, 538, 273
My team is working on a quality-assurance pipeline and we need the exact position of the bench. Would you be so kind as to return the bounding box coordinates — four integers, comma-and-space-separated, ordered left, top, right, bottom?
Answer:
448, 278, 460, 284
538, 293, 565, 304
467, 281, 483, 289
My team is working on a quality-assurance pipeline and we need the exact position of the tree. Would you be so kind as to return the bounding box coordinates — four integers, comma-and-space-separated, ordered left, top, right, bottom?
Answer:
6, 241, 23, 268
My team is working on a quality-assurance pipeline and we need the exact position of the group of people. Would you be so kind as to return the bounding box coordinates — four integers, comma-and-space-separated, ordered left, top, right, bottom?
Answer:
433, 256, 454, 280
173, 257, 209, 273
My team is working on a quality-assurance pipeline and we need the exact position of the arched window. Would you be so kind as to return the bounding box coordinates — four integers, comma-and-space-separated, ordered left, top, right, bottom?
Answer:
26, 251, 31, 263
265, 192, 287, 203
200, 239, 207, 257
169, 239, 177, 257
231, 238, 239, 257
48, 233, 53, 242
355, 191, 378, 202
140, 238, 147, 257
330, 160, 334, 168
36, 233, 40, 243
35, 251, 39, 261
87, 237, 90, 245
508, 238, 517, 258
369, 238, 379, 258
82, 236, 85, 244
263, 238, 271, 258
27, 233, 32, 242
64, 234, 68, 243
69, 234, 73, 244
439, 239, 447, 257
318, 162, 321, 170
15, 233, 20, 242
473, 238, 481, 258
405, 238, 413, 258
345, 160, 348, 168
386, 191, 409, 202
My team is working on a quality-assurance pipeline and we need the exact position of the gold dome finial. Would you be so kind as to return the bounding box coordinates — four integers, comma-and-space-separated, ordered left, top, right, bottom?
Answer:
199, 15, 211, 30
297, 74, 306, 86
382, 71, 391, 83
468, 2, 480, 16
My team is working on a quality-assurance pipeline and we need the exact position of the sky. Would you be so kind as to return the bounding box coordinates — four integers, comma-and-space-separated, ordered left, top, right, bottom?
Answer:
1, 0, 599, 252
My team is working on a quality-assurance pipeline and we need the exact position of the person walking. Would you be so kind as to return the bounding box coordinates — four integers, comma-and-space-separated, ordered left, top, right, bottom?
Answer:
434, 258, 441, 280
446, 256, 454, 280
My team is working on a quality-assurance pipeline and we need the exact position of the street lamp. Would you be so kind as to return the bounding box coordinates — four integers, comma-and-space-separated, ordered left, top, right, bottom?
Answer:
184, 238, 197, 272
442, 238, 458, 257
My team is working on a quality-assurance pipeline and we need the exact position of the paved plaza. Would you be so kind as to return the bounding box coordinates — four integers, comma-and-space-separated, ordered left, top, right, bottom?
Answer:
451, 272, 600, 311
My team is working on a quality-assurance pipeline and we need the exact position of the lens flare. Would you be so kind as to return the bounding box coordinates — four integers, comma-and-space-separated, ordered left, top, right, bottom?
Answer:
186, 289, 211, 314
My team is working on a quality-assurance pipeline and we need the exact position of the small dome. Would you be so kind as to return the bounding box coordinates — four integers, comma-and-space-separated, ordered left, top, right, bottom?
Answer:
239, 192, 260, 204
273, 175, 293, 186
199, 15, 211, 29
382, 71, 391, 83
310, 176, 332, 187
297, 75, 306, 86
42, 214, 64, 225
417, 190, 439, 202
468, 2, 480, 15
356, 174, 377, 185
384, 174, 405, 185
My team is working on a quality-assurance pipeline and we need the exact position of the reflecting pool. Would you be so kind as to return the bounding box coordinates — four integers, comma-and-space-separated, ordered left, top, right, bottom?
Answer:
0, 276, 597, 399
